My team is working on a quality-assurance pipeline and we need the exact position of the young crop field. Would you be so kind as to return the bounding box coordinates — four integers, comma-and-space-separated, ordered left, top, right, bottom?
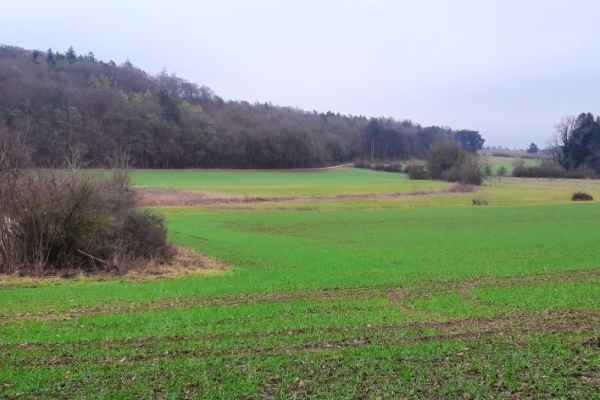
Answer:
1, 168, 599, 399
129, 168, 450, 197
479, 155, 541, 175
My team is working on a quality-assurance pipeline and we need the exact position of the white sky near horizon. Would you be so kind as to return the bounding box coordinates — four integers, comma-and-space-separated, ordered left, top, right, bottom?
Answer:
2, 0, 600, 149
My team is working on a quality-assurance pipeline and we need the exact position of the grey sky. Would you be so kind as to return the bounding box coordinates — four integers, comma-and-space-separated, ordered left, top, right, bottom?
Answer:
2, 0, 600, 148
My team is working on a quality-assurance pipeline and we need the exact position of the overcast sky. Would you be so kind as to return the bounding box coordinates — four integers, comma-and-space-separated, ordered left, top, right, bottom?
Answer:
2, 0, 600, 148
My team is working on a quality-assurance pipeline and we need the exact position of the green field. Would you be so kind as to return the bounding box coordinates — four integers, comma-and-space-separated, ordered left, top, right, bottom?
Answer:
1, 168, 600, 399
480, 155, 541, 175
130, 168, 450, 196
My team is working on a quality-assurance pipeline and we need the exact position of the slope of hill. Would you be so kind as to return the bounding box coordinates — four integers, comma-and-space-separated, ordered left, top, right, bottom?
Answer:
0, 45, 482, 168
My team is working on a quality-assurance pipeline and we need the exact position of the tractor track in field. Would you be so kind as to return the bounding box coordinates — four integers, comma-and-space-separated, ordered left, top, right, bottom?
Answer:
1, 268, 599, 323
3, 309, 599, 368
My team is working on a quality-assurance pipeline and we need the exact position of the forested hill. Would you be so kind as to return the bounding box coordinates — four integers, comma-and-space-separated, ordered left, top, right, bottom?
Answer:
0, 45, 484, 168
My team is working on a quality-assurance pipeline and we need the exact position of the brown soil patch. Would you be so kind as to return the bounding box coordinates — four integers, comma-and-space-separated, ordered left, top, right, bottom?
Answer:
136, 185, 479, 207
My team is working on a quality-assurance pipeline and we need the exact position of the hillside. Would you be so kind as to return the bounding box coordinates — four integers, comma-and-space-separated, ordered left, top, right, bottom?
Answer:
0, 45, 483, 168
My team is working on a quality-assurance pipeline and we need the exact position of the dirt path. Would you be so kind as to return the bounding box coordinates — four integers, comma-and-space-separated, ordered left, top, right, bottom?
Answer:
136, 185, 478, 207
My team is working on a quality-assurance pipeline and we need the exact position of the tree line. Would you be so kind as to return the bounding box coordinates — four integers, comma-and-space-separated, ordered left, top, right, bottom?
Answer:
554, 112, 600, 174
0, 45, 484, 169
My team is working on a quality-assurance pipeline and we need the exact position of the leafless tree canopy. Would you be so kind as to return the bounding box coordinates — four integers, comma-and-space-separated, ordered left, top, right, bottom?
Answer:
0, 44, 482, 169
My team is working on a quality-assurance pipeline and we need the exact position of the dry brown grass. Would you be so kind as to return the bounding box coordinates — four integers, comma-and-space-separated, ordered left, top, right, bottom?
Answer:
136, 188, 239, 206
0, 245, 226, 287
136, 186, 479, 207
117, 245, 227, 281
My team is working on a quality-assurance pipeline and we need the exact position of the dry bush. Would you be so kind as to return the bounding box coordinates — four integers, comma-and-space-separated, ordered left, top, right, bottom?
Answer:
427, 140, 483, 185
472, 198, 489, 206
383, 163, 401, 173
353, 161, 372, 169
512, 161, 567, 178
439, 155, 483, 185
571, 192, 593, 201
405, 163, 429, 180
0, 168, 173, 275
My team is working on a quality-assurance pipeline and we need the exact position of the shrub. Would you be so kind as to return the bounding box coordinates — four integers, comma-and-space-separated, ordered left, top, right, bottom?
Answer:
512, 162, 597, 179
436, 154, 483, 185
427, 140, 466, 180
472, 198, 489, 206
512, 161, 566, 178
353, 161, 371, 169
444, 160, 482, 185
565, 167, 597, 179
424, 140, 484, 185
383, 163, 401, 173
121, 209, 174, 262
571, 192, 593, 201
405, 163, 429, 180
0, 169, 173, 275
354, 161, 405, 174
482, 164, 492, 177
492, 151, 514, 158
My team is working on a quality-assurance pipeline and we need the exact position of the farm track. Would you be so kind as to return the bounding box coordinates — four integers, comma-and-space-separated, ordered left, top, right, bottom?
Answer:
135, 185, 478, 207
3, 310, 599, 367
1, 268, 598, 323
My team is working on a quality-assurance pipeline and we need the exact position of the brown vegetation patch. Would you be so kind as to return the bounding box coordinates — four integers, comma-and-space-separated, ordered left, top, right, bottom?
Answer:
0, 246, 226, 290
136, 186, 479, 207
118, 245, 227, 280
448, 183, 478, 193
136, 188, 238, 206
572, 192, 594, 201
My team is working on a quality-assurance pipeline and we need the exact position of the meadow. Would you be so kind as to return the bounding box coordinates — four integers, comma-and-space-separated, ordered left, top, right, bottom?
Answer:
1, 168, 599, 399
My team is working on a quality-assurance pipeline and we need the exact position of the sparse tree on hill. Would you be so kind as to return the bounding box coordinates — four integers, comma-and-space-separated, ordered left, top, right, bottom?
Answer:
526, 142, 539, 154
496, 165, 507, 183
425, 139, 483, 184
455, 130, 485, 153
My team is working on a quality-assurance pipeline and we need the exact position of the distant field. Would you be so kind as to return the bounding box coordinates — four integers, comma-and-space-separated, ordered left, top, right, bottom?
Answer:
130, 168, 450, 196
1, 168, 600, 398
480, 155, 541, 174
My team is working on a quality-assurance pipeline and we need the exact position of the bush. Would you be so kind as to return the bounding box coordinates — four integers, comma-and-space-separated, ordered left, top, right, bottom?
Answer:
0, 169, 173, 275
441, 156, 483, 185
354, 161, 404, 173
405, 163, 430, 180
511, 161, 598, 179
121, 209, 174, 261
492, 151, 514, 158
424, 140, 484, 185
571, 192, 593, 201
353, 161, 371, 169
383, 163, 401, 173
565, 167, 597, 179
512, 161, 566, 178
472, 198, 489, 205
427, 140, 466, 180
